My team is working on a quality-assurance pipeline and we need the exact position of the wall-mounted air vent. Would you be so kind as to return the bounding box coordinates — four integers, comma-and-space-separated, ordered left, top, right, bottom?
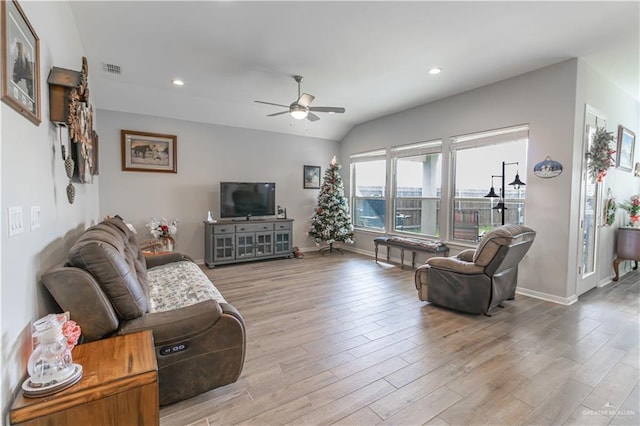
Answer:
102, 63, 122, 75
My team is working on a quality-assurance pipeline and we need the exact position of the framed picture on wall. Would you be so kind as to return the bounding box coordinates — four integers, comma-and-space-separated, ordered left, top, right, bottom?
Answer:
616, 125, 636, 172
303, 165, 321, 189
1, 0, 41, 125
91, 130, 99, 175
121, 130, 177, 173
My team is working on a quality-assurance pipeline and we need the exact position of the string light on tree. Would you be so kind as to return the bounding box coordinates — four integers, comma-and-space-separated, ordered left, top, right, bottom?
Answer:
308, 156, 355, 254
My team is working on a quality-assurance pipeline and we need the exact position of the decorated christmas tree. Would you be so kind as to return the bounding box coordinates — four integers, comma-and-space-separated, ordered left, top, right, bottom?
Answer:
308, 156, 355, 253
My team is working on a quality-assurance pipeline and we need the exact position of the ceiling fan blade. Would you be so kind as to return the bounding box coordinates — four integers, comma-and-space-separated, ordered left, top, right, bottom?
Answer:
267, 111, 289, 117
255, 100, 289, 108
309, 106, 346, 114
297, 93, 315, 107
307, 112, 320, 122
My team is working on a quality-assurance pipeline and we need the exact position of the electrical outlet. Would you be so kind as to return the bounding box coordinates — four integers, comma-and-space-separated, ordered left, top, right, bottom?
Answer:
8, 206, 23, 237
31, 206, 41, 231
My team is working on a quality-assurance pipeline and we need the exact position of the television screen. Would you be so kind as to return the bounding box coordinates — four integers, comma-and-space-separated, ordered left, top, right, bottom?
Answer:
220, 182, 276, 218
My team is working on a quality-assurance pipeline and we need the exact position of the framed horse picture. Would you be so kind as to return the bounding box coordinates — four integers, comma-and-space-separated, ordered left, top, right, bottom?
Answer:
121, 130, 177, 173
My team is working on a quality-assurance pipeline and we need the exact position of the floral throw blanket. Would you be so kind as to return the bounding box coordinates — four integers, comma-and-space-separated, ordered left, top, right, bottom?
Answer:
147, 261, 226, 313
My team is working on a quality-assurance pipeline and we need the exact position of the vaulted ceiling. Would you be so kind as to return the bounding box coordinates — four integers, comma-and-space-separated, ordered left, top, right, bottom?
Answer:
70, 1, 639, 141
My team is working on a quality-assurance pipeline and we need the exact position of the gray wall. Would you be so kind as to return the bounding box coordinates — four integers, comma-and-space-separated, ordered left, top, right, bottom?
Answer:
0, 2, 100, 422
340, 59, 639, 302
96, 110, 339, 259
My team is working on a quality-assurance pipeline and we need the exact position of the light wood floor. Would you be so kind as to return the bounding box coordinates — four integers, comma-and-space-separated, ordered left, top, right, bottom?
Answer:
160, 251, 639, 426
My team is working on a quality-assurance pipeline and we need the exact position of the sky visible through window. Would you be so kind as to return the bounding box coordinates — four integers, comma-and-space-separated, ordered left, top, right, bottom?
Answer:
355, 139, 526, 194
456, 140, 527, 192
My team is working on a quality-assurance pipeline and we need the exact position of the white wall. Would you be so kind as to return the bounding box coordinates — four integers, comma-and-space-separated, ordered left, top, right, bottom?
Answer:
574, 60, 640, 286
340, 60, 582, 302
0, 2, 99, 423
96, 110, 339, 259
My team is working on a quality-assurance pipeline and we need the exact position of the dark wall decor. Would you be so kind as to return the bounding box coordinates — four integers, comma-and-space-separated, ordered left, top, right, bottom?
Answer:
303, 165, 321, 189
48, 66, 81, 124
1, 0, 41, 125
48, 57, 95, 189
91, 130, 99, 175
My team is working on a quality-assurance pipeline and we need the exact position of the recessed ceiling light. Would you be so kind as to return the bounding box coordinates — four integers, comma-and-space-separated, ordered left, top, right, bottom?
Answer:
428, 67, 442, 75
172, 79, 184, 86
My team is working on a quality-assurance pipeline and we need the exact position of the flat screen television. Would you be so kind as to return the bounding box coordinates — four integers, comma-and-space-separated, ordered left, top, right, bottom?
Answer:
220, 182, 276, 218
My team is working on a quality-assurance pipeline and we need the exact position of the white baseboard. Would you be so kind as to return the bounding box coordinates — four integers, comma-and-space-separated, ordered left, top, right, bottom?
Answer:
598, 276, 614, 288
340, 246, 372, 257
516, 287, 578, 305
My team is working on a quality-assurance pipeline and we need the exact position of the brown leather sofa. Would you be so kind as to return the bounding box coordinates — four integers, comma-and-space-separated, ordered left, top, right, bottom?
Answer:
415, 224, 536, 315
41, 217, 246, 405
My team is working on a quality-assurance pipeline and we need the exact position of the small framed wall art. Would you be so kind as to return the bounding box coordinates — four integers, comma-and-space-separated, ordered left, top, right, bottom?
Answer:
616, 125, 636, 172
1, 0, 41, 125
121, 130, 177, 173
303, 165, 321, 189
91, 130, 99, 175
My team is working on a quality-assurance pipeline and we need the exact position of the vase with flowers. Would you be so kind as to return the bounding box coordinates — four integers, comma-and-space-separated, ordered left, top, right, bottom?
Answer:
619, 195, 640, 227
146, 217, 178, 251
586, 127, 616, 183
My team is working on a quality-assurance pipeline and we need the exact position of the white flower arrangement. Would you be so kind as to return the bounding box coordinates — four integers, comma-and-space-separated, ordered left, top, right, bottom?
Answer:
146, 217, 178, 238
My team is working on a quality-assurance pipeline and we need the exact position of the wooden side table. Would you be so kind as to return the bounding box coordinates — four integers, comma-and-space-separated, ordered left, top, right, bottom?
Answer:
10, 330, 159, 426
142, 236, 175, 257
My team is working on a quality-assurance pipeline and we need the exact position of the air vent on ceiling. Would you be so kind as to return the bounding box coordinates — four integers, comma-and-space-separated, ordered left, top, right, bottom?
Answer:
102, 63, 121, 75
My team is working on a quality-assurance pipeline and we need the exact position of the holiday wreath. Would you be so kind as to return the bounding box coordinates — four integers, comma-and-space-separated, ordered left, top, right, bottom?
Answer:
586, 127, 615, 183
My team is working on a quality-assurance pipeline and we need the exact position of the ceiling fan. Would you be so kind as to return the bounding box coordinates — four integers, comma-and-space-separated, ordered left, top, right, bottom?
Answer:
254, 75, 345, 121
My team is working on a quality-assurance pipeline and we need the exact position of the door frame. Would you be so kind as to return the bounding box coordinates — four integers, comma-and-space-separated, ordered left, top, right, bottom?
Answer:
576, 105, 607, 296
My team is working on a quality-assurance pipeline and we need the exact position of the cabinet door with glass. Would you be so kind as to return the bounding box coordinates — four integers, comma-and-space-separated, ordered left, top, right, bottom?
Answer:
274, 230, 291, 255
255, 231, 274, 257
274, 221, 292, 255
214, 235, 235, 262
236, 233, 256, 258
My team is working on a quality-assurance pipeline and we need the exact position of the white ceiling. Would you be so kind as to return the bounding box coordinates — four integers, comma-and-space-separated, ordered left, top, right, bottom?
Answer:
69, 1, 639, 141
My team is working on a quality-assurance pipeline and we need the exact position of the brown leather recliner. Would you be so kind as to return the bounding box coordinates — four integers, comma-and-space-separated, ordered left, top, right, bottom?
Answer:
415, 224, 536, 315
40, 217, 246, 405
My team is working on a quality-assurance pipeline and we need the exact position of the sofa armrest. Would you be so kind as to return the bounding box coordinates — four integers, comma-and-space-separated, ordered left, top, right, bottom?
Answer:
456, 249, 476, 262
41, 267, 119, 341
425, 256, 485, 274
119, 299, 225, 344
145, 252, 193, 269
124, 300, 246, 405
220, 302, 244, 324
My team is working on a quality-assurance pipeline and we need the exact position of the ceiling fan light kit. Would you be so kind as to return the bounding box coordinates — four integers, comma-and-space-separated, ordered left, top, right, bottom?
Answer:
255, 75, 345, 122
290, 103, 308, 120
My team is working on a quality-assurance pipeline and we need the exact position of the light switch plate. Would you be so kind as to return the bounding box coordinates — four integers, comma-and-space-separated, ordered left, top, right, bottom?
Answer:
31, 206, 41, 231
8, 206, 23, 237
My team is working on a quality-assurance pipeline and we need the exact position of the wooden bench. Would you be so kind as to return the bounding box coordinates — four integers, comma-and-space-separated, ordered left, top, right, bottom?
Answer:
374, 236, 449, 268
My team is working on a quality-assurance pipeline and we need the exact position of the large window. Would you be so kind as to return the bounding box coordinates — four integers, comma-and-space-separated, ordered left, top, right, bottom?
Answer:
451, 125, 528, 242
351, 150, 387, 231
392, 141, 442, 237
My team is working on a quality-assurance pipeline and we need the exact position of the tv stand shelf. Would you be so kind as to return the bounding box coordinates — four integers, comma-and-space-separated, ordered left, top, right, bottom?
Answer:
204, 219, 293, 268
